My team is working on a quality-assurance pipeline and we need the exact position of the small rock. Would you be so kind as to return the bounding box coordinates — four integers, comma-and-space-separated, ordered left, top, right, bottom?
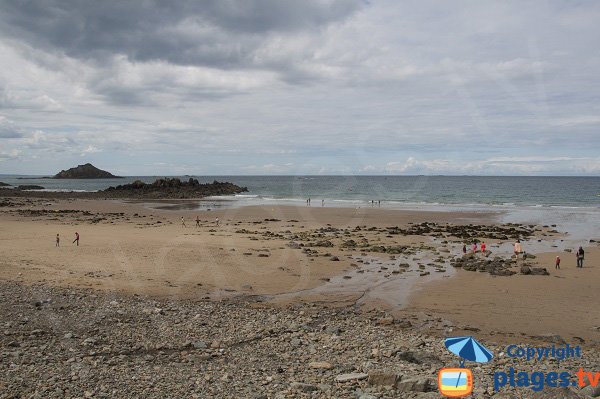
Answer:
309, 361, 333, 369
335, 373, 369, 383
290, 382, 318, 392
367, 370, 401, 387
396, 377, 435, 393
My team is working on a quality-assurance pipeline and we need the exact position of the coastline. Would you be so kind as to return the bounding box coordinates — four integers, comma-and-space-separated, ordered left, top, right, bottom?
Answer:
1, 196, 598, 345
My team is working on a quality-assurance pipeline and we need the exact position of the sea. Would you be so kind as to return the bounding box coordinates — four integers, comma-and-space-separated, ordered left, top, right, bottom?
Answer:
2, 175, 599, 240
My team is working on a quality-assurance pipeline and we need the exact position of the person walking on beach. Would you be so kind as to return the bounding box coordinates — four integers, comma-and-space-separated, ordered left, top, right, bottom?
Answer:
322, 199, 324, 207
481, 242, 486, 253
215, 217, 219, 227
462, 244, 467, 255
72, 232, 79, 246
56, 233, 60, 247
195, 216, 200, 228
576, 246, 585, 268
308, 198, 311, 206
555, 256, 561, 269
472, 242, 477, 253
181, 217, 186, 228
514, 240, 522, 259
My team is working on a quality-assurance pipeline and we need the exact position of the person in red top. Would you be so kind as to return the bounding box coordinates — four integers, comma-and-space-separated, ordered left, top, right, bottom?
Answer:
555, 256, 561, 269
73, 232, 79, 246
481, 242, 486, 252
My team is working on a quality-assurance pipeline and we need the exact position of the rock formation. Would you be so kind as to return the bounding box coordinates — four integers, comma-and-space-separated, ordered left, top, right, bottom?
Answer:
103, 177, 248, 199
53, 163, 121, 179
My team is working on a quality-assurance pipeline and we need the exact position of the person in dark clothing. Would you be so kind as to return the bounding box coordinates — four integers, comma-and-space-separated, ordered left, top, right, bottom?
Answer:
576, 246, 585, 268
73, 232, 79, 246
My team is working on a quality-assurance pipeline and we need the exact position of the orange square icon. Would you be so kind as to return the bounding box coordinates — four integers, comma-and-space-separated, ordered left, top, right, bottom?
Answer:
438, 368, 473, 397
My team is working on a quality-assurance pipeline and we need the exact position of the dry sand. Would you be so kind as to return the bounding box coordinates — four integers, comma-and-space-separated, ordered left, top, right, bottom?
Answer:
1, 197, 598, 346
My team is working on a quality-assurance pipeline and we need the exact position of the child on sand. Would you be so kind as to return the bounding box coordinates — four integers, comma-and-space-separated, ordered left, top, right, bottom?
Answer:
181, 217, 186, 228
481, 242, 486, 253
472, 243, 477, 253
514, 240, 522, 258
555, 256, 560, 269
462, 244, 466, 254
56, 233, 60, 247
72, 232, 79, 246
195, 216, 200, 228
215, 217, 219, 226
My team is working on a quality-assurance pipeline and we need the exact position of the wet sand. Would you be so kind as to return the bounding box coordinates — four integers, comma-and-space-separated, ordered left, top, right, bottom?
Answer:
0, 197, 598, 345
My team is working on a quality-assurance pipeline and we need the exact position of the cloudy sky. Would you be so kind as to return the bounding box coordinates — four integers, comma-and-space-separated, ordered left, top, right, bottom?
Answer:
0, 0, 599, 175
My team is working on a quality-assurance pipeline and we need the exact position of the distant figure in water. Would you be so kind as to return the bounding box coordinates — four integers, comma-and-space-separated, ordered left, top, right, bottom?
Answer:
481, 242, 486, 253
73, 232, 79, 246
576, 246, 584, 268
514, 240, 522, 259
215, 217, 219, 226
472, 243, 477, 253
321, 199, 324, 207
308, 198, 311, 206
181, 217, 186, 228
378, 200, 381, 207
56, 233, 60, 247
555, 256, 561, 269
195, 216, 200, 227
462, 244, 466, 254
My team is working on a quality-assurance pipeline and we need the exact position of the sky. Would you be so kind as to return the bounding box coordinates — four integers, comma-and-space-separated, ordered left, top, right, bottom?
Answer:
0, 0, 599, 176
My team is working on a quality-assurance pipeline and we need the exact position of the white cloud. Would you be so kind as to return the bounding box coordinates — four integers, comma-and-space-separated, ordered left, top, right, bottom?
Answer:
0, 1, 599, 174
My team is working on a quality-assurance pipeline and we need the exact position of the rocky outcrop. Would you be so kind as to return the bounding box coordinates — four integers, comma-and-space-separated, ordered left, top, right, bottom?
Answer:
103, 177, 248, 199
0, 182, 10, 187
17, 185, 44, 190
54, 163, 120, 179
452, 254, 516, 276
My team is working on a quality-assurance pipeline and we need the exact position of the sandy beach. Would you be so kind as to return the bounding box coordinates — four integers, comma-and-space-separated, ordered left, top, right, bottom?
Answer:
1, 197, 598, 344
2, 196, 600, 398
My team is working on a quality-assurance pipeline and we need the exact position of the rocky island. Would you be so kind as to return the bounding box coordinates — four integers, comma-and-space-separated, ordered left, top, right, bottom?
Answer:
53, 163, 121, 179
103, 177, 248, 199
0, 177, 248, 199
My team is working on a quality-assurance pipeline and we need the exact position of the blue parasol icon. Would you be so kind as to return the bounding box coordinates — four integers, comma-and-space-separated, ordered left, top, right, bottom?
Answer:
445, 336, 493, 366
444, 336, 493, 389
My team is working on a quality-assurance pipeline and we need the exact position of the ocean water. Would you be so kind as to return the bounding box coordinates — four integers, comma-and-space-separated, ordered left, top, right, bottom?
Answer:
1, 175, 598, 208
2, 174, 599, 243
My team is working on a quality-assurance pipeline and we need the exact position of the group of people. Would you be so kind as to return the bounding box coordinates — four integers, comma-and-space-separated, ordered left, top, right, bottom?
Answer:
306, 198, 326, 207
555, 247, 585, 269
462, 239, 587, 270
55, 232, 79, 247
181, 216, 219, 228
462, 241, 487, 254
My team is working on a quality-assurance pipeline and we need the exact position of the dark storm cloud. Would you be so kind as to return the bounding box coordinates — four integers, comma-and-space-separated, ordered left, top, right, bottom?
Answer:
0, 0, 363, 68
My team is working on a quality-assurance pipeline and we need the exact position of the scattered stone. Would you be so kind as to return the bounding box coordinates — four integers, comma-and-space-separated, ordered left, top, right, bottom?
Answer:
367, 370, 401, 387
309, 361, 333, 369
290, 382, 318, 392
335, 373, 369, 383
396, 377, 434, 393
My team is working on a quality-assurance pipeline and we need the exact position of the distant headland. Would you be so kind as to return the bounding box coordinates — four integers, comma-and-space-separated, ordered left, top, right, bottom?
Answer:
53, 163, 121, 179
